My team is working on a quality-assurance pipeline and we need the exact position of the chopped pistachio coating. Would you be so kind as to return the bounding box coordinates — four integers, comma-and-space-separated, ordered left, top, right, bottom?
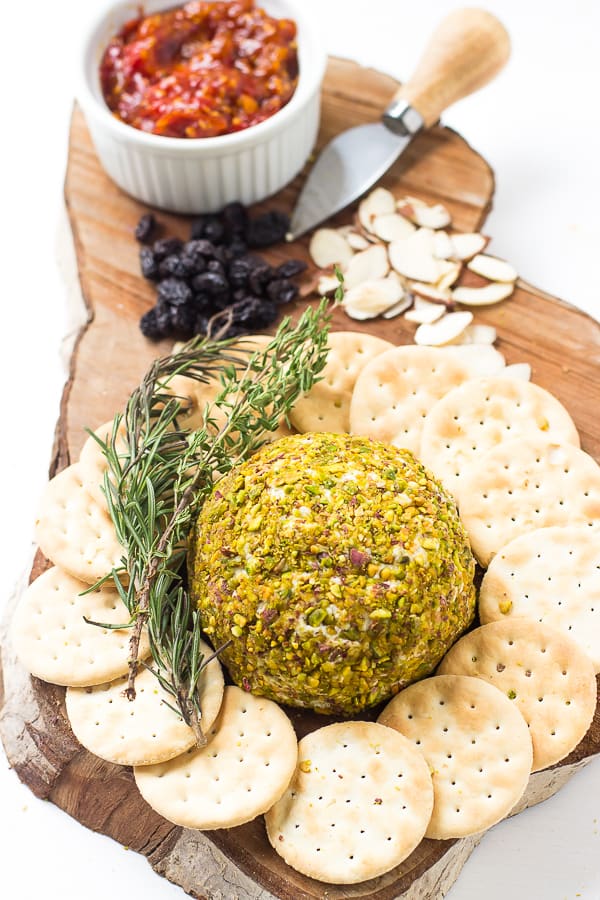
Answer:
189, 433, 475, 715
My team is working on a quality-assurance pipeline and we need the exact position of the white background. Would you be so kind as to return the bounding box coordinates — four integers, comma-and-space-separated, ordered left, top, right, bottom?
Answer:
1, 1, 600, 898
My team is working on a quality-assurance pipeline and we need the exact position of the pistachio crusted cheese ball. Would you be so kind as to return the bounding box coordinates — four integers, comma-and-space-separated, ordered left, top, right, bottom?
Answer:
190, 433, 476, 715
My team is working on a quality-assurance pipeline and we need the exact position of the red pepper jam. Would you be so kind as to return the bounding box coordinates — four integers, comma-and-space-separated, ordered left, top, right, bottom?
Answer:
100, 1, 299, 138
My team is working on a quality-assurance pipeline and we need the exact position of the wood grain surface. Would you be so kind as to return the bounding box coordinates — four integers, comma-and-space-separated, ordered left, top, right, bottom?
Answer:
1, 57, 600, 900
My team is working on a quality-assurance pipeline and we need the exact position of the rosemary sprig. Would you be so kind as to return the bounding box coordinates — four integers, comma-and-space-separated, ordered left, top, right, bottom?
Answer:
96, 300, 331, 745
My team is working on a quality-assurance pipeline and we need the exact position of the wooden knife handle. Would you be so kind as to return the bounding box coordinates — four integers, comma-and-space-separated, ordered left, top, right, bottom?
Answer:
393, 8, 510, 129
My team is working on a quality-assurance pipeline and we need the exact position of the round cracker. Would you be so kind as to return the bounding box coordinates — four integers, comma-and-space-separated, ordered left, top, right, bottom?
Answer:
187, 334, 296, 441
420, 377, 580, 496
79, 377, 223, 507
438, 620, 597, 772
11, 566, 150, 686
349, 346, 470, 454
265, 721, 433, 884
66, 644, 224, 766
134, 686, 297, 829
160, 373, 224, 432
79, 418, 128, 507
222, 335, 298, 443
378, 674, 532, 839
35, 463, 125, 585
289, 331, 393, 434
456, 438, 600, 567
479, 525, 600, 672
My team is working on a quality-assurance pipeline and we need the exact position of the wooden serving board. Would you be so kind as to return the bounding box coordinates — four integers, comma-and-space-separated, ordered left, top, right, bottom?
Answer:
2, 57, 600, 900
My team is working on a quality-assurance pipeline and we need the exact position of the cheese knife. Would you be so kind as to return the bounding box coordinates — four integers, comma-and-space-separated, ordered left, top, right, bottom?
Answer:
287, 8, 510, 240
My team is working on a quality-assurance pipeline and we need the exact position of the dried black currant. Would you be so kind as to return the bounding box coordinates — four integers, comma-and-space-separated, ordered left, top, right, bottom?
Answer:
249, 263, 274, 295
158, 254, 198, 280
184, 239, 217, 261
191, 215, 225, 244
191, 293, 214, 315
226, 236, 248, 258
140, 246, 159, 281
192, 271, 230, 297
222, 202, 248, 237
153, 237, 184, 260
139, 306, 171, 340
180, 252, 206, 276
209, 244, 228, 265
228, 257, 253, 288
266, 279, 299, 305
204, 219, 226, 244
135, 213, 157, 244
207, 259, 226, 277
169, 303, 196, 336
195, 314, 210, 335
275, 259, 308, 279
239, 297, 279, 327
190, 215, 214, 240
245, 210, 290, 248
232, 288, 249, 303
157, 278, 193, 307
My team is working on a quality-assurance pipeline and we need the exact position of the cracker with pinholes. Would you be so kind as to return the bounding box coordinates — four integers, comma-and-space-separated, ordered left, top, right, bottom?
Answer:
135, 686, 297, 829
479, 525, 600, 672
349, 346, 471, 455
438, 620, 597, 772
420, 376, 580, 497
66, 643, 224, 766
456, 438, 600, 567
182, 334, 296, 441
11, 566, 150, 686
79, 418, 128, 507
378, 674, 532, 840
163, 336, 276, 434
35, 462, 125, 585
265, 721, 433, 885
79, 376, 225, 507
227, 334, 297, 443
289, 331, 393, 434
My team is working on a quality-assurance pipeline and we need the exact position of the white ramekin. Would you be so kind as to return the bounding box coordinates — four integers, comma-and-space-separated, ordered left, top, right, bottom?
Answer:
78, 0, 326, 213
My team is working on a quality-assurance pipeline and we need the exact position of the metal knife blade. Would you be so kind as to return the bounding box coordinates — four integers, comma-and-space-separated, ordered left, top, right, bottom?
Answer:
287, 10, 511, 241
287, 122, 411, 241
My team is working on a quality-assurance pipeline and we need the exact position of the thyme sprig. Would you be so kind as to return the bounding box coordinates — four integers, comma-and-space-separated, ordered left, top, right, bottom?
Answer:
95, 300, 331, 745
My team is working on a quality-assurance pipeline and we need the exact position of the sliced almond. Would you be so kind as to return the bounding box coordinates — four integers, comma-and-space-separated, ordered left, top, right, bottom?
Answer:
453, 323, 498, 345
317, 274, 342, 296
345, 231, 371, 251
398, 197, 451, 230
433, 231, 454, 260
343, 243, 389, 290
436, 261, 462, 290
452, 282, 515, 306
450, 233, 489, 261
382, 296, 413, 319
414, 203, 452, 230
358, 187, 396, 233
503, 362, 532, 381
405, 297, 447, 324
388, 228, 441, 283
371, 213, 416, 243
309, 229, 354, 269
343, 275, 404, 321
414, 311, 473, 346
467, 253, 518, 283
442, 344, 506, 377
409, 282, 452, 304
